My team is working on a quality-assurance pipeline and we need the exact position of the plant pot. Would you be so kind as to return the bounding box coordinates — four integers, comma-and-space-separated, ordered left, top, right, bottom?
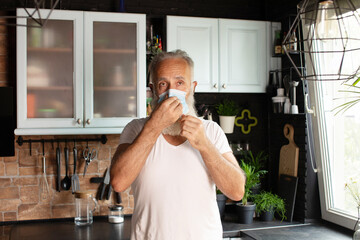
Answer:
219, 116, 236, 134
216, 194, 227, 219
259, 208, 274, 221
236, 202, 256, 224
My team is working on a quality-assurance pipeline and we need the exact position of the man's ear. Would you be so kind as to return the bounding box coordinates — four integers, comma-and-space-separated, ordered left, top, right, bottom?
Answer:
149, 82, 154, 92
192, 81, 198, 92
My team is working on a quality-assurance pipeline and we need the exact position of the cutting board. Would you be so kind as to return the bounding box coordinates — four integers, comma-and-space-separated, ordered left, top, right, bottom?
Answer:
277, 174, 298, 222
278, 124, 299, 177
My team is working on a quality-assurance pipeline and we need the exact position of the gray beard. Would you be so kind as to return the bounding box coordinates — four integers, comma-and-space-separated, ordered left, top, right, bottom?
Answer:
151, 91, 198, 136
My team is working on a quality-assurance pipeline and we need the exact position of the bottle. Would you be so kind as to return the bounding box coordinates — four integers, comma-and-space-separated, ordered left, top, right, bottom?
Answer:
266, 71, 278, 97
158, 37, 162, 50
274, 30, 282, 55
283, 32, 288, 53
289, 31, 297, 52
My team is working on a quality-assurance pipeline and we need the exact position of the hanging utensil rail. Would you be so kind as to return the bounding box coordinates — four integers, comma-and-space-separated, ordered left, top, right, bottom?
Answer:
16, 135, 107, 156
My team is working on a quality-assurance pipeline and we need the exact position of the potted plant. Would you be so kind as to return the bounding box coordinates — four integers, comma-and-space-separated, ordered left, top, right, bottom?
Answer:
216, 188, 227, 220
236, 160, 267, 224
345, 177, 360, 237
241, 150, 268, 195
215, 99, 240, 134
253, 191, 286, 221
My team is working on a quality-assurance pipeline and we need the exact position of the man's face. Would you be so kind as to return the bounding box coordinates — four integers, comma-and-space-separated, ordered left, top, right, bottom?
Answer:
154, 58, 193, 98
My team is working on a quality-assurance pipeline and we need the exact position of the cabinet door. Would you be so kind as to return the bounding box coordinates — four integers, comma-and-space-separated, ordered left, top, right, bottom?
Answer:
16, 9, 84, 130
84, 12, 146, 129
219, 19, 267, 93
167, 16, 219, 93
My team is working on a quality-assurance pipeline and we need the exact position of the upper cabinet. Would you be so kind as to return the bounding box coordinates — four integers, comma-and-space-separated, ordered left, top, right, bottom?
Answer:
167, 16, 219, 92
167, 16, 273, 93
15, 9, 146, 135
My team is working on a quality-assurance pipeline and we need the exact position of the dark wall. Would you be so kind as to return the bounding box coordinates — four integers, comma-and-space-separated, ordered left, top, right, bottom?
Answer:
2, 0, 301, 21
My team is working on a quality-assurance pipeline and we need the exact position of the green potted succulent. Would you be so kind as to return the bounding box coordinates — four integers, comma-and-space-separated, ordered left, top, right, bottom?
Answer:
253, 191, 286, 221
236, 160, 267, 224
215, 99, 240, 134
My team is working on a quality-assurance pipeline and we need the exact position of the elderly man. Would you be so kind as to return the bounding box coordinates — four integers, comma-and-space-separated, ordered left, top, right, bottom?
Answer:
110, 50, 245, 240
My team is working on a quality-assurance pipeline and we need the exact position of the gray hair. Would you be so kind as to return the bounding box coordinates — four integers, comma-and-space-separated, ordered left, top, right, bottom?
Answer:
148, 49, 194, 85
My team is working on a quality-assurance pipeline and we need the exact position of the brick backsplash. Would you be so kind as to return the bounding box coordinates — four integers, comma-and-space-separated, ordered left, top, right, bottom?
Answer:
0, 134, 134, 222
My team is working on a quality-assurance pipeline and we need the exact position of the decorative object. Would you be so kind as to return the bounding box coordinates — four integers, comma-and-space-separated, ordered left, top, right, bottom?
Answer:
253, 191, 286, 222
345, 177, 360, 239
0, 1, 60, 28
234, 109, 258, 134
215, 99, 239, 134
283, 0, 360, 82
354, 206, 360, 240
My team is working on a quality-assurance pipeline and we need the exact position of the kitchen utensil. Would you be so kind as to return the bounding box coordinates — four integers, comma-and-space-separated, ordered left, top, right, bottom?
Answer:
61, 145, 71, 190
74, 191, 98, 226
39, 140, 50, 201
278, 124, 299, 177
71, 141, 80, 194
289, 81, 299, 114
115, 192, 122, 204
99, 168, 110, 200
90, 177, 104, 183
83, 146, 97, 176
283, 74, 290, 97
277, 174, 298, 222
56, 145, 61, 192
107, 185, 112, 200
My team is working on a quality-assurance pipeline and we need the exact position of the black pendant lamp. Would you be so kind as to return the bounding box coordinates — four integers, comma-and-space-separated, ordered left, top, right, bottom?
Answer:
0, 0, 60, 28
283, 0, 360, 82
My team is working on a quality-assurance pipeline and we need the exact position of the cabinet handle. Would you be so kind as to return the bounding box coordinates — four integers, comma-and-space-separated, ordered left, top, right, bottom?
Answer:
222, 83, 227, 89
213, 83, 218, 89
76, 118, 82, 125
86, 119, 91, 125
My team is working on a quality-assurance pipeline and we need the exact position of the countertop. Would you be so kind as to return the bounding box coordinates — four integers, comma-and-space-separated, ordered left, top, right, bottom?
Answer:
3, 215, 353, 240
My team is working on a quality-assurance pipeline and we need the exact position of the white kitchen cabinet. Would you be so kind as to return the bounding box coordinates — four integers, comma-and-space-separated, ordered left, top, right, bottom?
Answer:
15, 9, 146, 135
219, 19, 267, 93
167, 16, 219, 92
167, 16, 273, 93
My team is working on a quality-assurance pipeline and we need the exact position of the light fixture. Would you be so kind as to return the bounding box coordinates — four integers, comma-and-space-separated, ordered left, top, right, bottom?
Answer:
283, 0, 360, 81
0, 0, 60, 28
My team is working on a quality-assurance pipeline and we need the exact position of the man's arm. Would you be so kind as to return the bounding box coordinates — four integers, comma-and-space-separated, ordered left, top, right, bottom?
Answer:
180, 115, 245, 201
110, 97, 183, 192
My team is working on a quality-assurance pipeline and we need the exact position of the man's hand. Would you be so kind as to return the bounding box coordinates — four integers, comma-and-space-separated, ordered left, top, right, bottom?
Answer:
180, 115, 209, 151
149, 96, 183, 131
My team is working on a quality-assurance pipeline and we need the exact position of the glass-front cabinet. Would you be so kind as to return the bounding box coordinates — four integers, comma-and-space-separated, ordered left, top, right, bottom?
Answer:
15, 9, 146, 135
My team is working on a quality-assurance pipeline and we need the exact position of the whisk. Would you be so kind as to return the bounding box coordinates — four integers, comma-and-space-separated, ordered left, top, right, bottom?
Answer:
40, 140, 50, 201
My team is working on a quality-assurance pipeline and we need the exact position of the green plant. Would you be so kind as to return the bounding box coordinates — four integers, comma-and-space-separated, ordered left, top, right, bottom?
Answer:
345, 177, 360, 207
240, 160, 267, 205
215, 99, 240, 116
333, 75, 360, 115
253, 191, 286, 221
241, 150, 268, 173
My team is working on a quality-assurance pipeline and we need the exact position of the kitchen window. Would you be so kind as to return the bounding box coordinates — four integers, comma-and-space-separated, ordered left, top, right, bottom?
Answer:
307, 9, 360, 229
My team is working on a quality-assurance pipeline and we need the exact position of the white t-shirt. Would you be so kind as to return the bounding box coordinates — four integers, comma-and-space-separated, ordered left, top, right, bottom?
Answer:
119, 117, 232, 240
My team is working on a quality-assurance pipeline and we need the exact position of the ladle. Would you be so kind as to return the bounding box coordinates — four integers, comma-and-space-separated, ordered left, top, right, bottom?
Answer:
61, 142, 71, 190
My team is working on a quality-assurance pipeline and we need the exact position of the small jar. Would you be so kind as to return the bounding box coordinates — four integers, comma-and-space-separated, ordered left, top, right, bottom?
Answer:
108, 205, 124, 224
